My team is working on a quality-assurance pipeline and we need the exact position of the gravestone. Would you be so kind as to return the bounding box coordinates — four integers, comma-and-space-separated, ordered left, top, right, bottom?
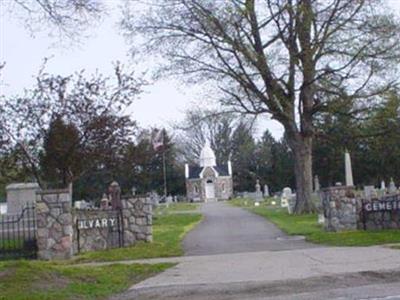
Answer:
253, 180, 263, 200
381, 180, 386, 191
263, 184, 270, 197
280, 187, 292, 208
364, 185, 377, 200
389, 178, 397, 194
345, 151, 354, 186
166, 195, 173, 205
109, 181, 122, 210
6, 182, 40, 215
100, 194, 109, 210
282, 187, 292, 198
314, 175, 320, 192
0, 203, 7, 215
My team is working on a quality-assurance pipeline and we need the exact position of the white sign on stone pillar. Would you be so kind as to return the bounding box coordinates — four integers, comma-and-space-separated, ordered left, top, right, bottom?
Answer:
345, 151, 354, 187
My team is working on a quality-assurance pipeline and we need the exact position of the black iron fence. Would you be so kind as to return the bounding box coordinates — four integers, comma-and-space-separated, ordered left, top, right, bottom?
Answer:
0, 205, 37, 260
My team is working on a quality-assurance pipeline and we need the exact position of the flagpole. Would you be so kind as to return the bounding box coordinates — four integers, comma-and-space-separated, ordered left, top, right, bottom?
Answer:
162, 148, 167, 197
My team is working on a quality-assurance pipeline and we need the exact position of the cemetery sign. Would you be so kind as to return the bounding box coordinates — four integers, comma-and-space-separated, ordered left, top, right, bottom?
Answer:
77, 218, 117, 230
363, 194, 400, 212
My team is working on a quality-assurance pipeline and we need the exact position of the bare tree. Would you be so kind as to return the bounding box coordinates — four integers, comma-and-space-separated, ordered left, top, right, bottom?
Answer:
4, 0, 104, 41
175, 109, 248, 164
121, 0, 400, 213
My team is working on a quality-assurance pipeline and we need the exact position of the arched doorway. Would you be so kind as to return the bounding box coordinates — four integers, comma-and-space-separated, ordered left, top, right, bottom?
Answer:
205, 179, 215, 201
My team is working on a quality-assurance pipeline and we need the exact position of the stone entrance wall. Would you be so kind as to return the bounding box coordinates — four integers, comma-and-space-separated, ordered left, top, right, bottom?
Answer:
73, 209, 123, 253
320, 186, 358, 232
35, 188, 152, 260
73, 196, 152, 254
359, 194, 400, 230
321, 186, 400, 231
36, 189, 73, 260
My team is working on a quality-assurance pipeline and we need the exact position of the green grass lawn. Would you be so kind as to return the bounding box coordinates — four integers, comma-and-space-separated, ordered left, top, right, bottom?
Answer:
0, 202, 202, 299
231, 198, 400, 247
74, 207, 202, 263
0, 260, 173, 300
154, 202, 199, 214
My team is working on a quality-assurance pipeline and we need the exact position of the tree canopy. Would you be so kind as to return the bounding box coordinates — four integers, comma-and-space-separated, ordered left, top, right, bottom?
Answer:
121, 0, 400, 213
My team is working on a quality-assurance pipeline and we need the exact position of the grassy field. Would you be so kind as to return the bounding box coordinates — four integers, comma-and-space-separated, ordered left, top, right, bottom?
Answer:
0, 260, 173, 300
75, 203, 202, 262
0, 202, 203, 299
154, 202, 199, 214
231, 198, 400, 247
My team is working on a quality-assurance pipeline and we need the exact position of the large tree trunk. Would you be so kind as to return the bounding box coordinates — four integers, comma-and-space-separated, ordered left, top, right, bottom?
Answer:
287, 132, 315, 214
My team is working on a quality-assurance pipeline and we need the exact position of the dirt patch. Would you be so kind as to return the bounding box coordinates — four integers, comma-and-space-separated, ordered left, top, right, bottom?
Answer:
0, 268, 16, 280
32, 272, 71, 291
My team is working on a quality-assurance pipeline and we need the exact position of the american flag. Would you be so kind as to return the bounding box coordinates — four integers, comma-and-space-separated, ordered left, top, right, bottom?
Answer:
152, 129, 164, 151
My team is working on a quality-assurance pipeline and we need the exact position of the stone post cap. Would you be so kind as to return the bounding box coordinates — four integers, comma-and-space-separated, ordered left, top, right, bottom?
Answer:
109, 181, 120, 187
6, 182, 40, 191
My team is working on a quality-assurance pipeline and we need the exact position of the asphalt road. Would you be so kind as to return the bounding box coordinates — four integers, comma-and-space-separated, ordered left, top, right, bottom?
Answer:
183, 201, 316, 256
110, 202, 400, 300
113, 268, 400, 300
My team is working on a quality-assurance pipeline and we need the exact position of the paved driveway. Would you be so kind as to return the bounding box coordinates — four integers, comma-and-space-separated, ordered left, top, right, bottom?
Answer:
111, 202, 400, 300
183, 201, 316, 256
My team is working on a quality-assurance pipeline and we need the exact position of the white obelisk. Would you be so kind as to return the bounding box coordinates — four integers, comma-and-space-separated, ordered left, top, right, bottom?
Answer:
345, 150, 354, 186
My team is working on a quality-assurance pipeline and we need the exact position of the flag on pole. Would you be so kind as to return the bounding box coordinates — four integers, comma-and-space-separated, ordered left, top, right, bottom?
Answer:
152, 129, 164, 151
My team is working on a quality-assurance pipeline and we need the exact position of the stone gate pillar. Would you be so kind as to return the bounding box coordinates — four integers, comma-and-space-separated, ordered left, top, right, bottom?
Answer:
36, 189, 73, 260
320, 186, 358, 232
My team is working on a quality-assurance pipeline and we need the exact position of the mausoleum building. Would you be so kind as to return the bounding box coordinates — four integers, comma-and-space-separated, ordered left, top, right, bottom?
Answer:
185, 143, 233, 202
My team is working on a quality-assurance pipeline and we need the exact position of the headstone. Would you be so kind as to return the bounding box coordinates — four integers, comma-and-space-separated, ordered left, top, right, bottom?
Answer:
271, 201, 276, 206
255, 179, 261, 193
254, 201, 260, 207
131, 186, 137, 196
287, 194, 296, 214
345, 151, 354, 186
263, 184, 270, 197
100, 194, 109, 209
380, 180, 386, 191
314, 175, 320, 192
0, 203, 7, 215
254, 180, 263, 200
389, 178, 397, 194
281, 187, 292, 209
335, 182, 342, 186
281, 198, 289, 208
149, 191, 160, 206
318, 213, 325, 225
166, 195, 173, 204
6, 182, 40, 214
364, 185, 377, 200
108, 181, 122, 210
282, 187, 292, 199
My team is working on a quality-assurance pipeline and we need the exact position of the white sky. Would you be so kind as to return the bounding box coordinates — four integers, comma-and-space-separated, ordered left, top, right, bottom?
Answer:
1, 0, 400, 140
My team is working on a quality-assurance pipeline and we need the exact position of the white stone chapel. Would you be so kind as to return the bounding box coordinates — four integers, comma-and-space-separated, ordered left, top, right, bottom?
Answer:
185, 143, 233, 202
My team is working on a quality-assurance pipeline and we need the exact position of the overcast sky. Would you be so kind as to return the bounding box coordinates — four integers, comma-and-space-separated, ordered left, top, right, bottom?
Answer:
1, 1, 400, 140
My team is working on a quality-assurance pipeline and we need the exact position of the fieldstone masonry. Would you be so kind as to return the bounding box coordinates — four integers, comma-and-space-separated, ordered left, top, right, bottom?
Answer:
73, 209, 122, 253
121, 197, 152, 244
36, 189, 73, 260
35, 188, 152, 260
321, 186, 400, 231
320, 186, 358, 231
